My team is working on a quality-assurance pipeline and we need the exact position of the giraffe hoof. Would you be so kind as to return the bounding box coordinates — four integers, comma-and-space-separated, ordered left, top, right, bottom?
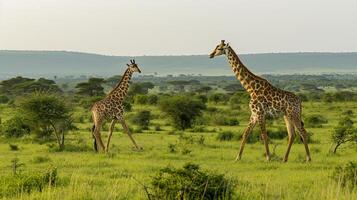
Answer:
133, 146, 143, 151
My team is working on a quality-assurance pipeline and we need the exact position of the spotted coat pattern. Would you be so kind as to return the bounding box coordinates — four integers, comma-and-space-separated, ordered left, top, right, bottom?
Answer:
210, 41, 311, 162
91, 61, 141, 152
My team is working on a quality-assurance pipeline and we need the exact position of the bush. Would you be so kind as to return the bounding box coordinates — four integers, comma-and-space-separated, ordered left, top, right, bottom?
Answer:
147, 94, 159, 105
134, 94, 148, 104
155, 125, 162, 131
78, 96, 103, 109
0, 95, 9, 104
188, 126, 208, 133
332, 162, 357, 190
0, 167, 57, 197
20, 93, 74, 150
229, 94, 241, 109
32, 156, 52, 164
216, 131, 236, 141
150, 163, 234, 200
159, 96, 206, 130
194, 94, 208, 104
304, 114, 328, 128
331, 117, 357, 154
131, 110, 151, 130
210, 113, 239, 126
208, 93, 228, 104
9, 144, 19, 151
1, 116, 31, 138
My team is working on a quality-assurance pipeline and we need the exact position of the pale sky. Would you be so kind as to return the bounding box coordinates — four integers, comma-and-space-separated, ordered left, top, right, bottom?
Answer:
0, 0, 357, 56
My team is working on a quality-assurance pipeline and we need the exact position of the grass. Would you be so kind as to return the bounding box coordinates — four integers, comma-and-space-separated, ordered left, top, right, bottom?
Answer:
0, 102, 356, 199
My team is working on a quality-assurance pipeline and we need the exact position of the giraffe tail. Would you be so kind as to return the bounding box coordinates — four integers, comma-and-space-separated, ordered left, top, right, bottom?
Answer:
92, 125, 98, 152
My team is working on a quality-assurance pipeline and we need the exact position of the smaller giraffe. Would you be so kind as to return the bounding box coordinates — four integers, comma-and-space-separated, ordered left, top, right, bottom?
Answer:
91, 60, 142, 153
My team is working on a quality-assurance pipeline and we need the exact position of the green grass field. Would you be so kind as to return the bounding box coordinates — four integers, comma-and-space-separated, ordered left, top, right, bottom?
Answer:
0, 102, 357, 200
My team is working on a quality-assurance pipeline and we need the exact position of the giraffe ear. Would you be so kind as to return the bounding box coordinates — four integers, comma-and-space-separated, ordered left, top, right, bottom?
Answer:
226, 43, 230, 47
126, 64, 130, 67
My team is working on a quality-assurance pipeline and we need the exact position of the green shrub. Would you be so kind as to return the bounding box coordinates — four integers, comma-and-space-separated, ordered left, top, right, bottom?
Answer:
134, 94, 148, 104
150, 163, 234, 200
188, 126, 208, 133
168, 143, 177, 153
331, 117, 356, 153
229, 94, 241, 109
216, 131, 237, 141
332, 162, 357, 190
155, 125, 162, 131
32, 156, 52, 164
208, 93, 228, 104
78, 96, 103, 109
147, 94, 159, 105
0, 95, 9, 104
9, 144, 19, 151
304, 114, 328, 128
1, 116, 31, 138
159, 96, 206, 130
210, 113, 239, 126
0, 167, 57, 197
131, 110, 151, 130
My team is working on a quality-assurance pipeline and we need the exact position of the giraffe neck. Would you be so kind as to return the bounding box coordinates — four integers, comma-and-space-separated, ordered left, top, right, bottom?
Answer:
225, 46, 261, 94
108, 68, 133, 98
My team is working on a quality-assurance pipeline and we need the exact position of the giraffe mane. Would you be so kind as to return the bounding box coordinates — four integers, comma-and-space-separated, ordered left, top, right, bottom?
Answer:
107, 68, 130, 96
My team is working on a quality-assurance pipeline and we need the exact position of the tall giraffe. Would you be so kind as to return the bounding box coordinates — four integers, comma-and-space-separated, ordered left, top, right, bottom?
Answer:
91, 60, 142, 152
210, 40, 311, 162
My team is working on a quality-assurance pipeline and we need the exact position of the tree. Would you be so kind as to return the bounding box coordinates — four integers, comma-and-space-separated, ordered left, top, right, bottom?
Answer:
105, 75, 122, 87
134, 94, 148, 104
159, 96, 206, 130
331, 117, 357, 154
1, 116, 31, 138
195, 86, 212, 94
132, 110, 151, 130
75, 78, 105, 96
128, 82, 154, 95
20, 93, 75, 150
208, 93, 228, 104
223, 83, 243, 94
0, 76, 61, 97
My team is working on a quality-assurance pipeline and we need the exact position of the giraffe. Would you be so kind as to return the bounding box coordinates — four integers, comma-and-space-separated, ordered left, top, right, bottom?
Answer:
210, 40, 311, 162
91, 59, 142, 153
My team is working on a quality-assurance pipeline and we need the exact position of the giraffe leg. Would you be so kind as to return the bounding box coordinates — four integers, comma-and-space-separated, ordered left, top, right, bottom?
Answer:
105, 119, 116, 153
93, 121, 106, 152
283, 115, 295, 162
258, 117, 271, 161
292, 116, 311, 162
91, 125, 98, 152
120, 118, 142, 150
235, 116, 257, 161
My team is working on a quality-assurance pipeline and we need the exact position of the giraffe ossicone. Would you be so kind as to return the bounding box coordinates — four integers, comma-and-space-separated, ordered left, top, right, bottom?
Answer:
210, 40, 311, 162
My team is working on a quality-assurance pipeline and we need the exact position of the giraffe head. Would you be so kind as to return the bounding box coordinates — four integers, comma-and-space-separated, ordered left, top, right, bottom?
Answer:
209, 40, 229, 58
126, 59, 141, 73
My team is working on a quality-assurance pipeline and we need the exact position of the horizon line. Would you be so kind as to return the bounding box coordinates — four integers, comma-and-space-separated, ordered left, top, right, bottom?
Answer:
2, 49, 357, 57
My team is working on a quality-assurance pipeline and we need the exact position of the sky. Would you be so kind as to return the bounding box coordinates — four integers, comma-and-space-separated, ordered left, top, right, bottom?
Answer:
0, 0, 357, 56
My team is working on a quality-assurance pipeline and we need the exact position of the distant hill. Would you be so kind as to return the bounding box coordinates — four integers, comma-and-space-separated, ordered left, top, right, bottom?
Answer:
1, 50, 357, 78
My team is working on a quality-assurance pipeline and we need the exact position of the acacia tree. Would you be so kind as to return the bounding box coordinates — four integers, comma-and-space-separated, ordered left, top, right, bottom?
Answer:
159, 96, 206, 130
20, 93, 74, 150
331, 117, 357, 154
75, 78, 105, 96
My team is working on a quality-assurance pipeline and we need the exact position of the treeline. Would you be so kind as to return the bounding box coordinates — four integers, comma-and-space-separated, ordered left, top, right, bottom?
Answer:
0, 75, 356, 153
